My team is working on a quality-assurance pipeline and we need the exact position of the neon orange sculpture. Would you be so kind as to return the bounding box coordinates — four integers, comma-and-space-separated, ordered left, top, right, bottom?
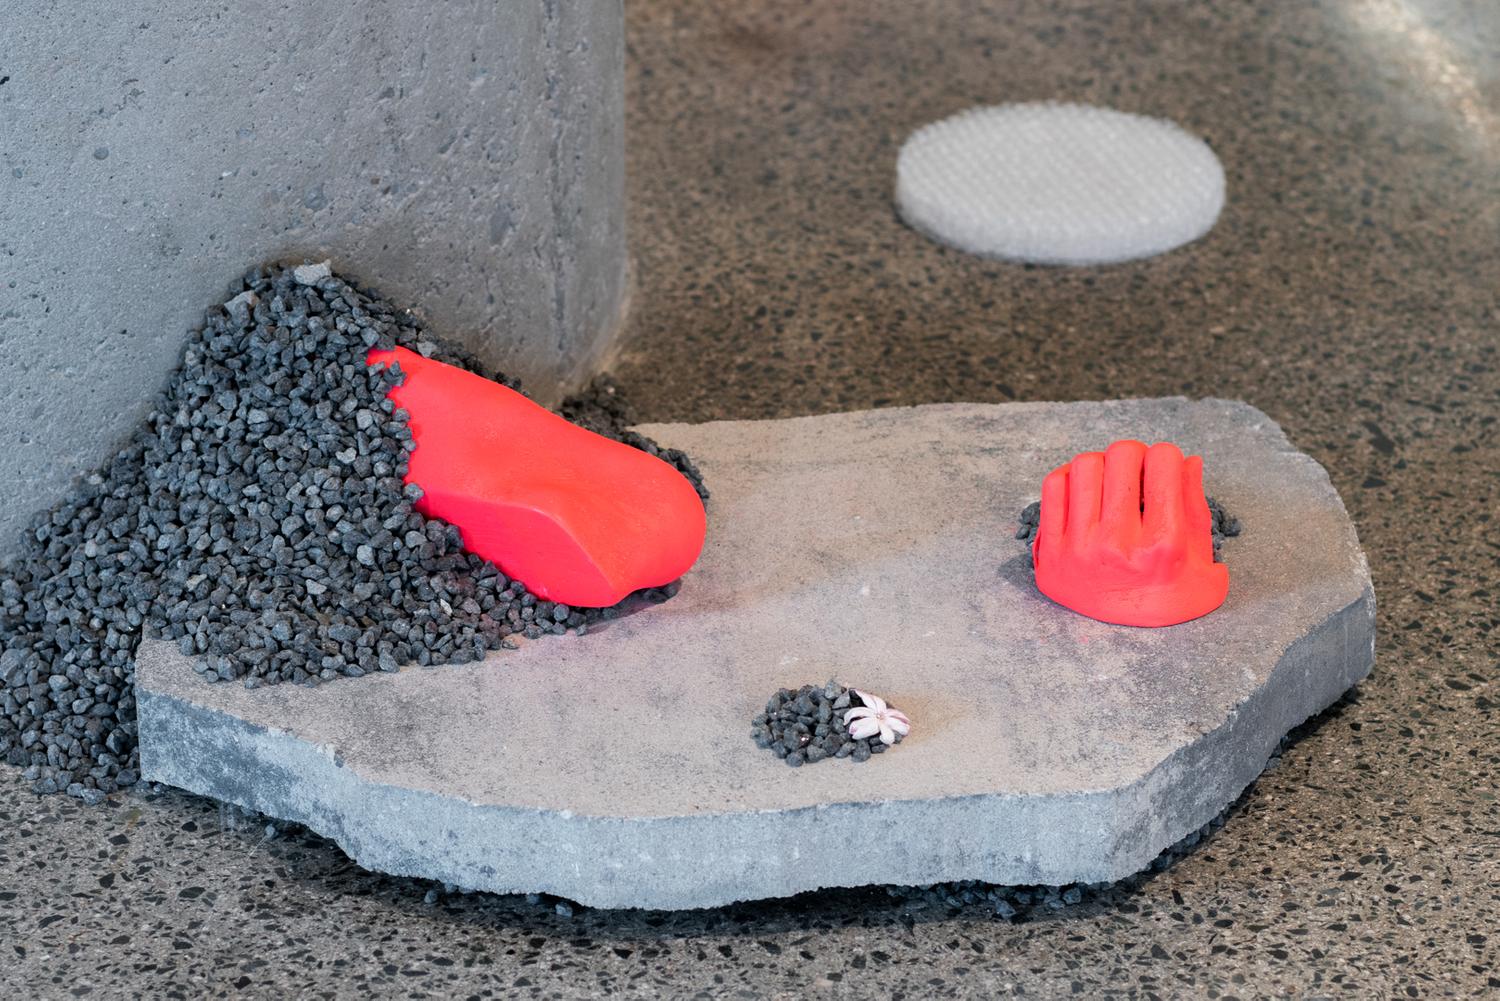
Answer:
1032, 440, 1228, 627
368, 347, 707, 608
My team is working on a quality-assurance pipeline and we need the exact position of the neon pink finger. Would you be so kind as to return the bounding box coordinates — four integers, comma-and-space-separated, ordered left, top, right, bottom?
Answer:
1142, 441, 1185, 538
1100, 439, 1147, 534
1067, 451, 1105, 534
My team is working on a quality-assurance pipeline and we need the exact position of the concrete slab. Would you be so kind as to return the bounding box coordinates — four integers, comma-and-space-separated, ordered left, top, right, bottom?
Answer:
136, 398, 1374, 910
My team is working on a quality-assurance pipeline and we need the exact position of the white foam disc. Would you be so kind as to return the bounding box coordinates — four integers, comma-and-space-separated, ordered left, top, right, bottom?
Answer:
896, 102, 1225, 265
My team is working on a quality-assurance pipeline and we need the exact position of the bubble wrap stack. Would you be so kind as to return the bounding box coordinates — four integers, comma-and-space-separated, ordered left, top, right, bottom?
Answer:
896, 103, 1225, 265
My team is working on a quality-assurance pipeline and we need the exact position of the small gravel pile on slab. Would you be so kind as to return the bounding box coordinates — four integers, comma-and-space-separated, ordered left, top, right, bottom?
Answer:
0, 262, 706, 802
1014, 496, 1241, 559
751, 681, 902, 766
1205, 497, 1243, 559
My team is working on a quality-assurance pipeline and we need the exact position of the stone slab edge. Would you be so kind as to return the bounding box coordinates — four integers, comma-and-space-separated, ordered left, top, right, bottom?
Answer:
137, 586, 1373, 911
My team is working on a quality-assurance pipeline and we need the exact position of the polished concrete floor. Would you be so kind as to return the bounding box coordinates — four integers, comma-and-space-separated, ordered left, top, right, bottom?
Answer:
3, 1, 1497, 997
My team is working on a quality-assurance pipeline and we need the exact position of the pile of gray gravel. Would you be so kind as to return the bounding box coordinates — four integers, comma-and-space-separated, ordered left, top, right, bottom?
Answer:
752, 681, 901, 766
0, 262, 706, 802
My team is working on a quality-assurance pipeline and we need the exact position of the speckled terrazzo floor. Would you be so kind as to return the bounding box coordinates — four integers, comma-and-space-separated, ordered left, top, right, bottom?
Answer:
3, 0, 1498, 997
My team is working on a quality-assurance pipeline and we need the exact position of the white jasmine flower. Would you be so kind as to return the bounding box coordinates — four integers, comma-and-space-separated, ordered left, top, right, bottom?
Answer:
843, 690, 910, 746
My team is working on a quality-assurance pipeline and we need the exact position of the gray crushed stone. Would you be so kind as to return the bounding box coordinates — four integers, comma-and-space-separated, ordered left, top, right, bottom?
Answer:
0, 262, 707, 801
751, 681, 903, 766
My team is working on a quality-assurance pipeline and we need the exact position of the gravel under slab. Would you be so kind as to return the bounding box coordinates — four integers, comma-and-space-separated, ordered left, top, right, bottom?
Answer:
0, 262, 706, 802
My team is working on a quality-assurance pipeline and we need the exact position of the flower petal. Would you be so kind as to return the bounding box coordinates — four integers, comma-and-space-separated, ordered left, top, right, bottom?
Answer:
848, 717, 881, 740
886, 714, 911, 737
878, 721, 897, 745
843, 707, 873, 725
853, 689, 887, 713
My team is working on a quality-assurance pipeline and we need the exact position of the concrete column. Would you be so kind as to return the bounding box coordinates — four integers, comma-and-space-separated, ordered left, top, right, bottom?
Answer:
0, 0, 627, 556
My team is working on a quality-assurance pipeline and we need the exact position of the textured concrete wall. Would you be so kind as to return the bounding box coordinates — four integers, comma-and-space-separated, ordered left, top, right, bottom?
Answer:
0, 0, 626, 556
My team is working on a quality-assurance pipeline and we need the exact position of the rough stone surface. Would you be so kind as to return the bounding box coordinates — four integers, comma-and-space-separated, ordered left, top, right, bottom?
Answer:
137, 398, 1373, 910
0, 0, 627, 559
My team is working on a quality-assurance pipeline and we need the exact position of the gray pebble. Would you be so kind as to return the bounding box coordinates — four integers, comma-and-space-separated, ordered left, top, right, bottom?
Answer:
292, 260, 332, 285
